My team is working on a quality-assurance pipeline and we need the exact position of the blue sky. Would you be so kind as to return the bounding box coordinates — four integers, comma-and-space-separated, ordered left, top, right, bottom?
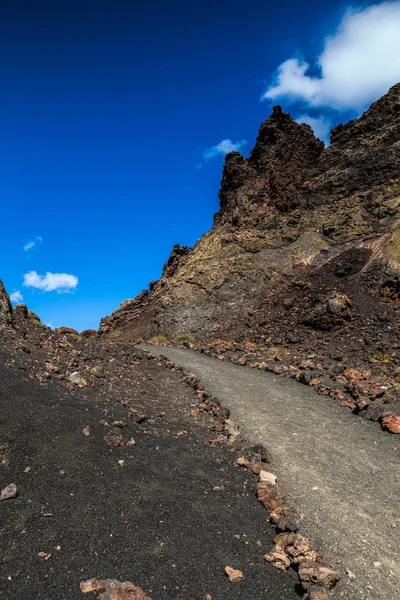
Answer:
1, 0, 399, 330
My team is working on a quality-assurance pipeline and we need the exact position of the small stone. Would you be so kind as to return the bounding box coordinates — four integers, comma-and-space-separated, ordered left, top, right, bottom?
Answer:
82, 425, 90, 437
273, 532, 299, 550
298, 561, 341, 589
259, 470, 277, 485
381, 412, 400, 434
225, 566, 244, 582
68, 372, 87, 388
0, 483, 18, 501
286, 536, 322, 564
346, 569, 356, 579
257, 482, 285, 512
236, 457, 249, 467
90, 365, 105, 378
264, 548, 291, 571
129, 411, 147, 424
225, 419, 240, 437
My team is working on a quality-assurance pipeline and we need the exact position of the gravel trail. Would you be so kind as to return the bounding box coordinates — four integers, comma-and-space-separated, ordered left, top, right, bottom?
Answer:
141, 345, 400, 600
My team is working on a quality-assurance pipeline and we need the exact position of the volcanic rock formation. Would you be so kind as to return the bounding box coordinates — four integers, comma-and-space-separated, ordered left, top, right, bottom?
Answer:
0, 279, 13, 326
100, 83, 400, 342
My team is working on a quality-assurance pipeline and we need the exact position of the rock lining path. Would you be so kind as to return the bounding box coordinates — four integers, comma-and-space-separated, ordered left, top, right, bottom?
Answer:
141, 345, 400, 600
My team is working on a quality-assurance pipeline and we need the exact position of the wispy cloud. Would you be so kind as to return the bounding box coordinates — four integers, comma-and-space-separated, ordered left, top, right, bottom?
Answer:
23, 271, 78, 293
10, 291, 23, 304
203, 139, 247, 161
262, 2, 400, 112
24, 236, 43, 252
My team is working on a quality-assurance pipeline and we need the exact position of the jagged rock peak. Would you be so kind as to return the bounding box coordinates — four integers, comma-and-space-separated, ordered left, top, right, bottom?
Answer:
215, 105, 324, 225
216, 83, 400, 225
0, 279, 13, 326
250, 104, 324, 166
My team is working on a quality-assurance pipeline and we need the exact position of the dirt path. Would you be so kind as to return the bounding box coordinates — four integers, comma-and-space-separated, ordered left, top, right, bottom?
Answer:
141, 345, 400, 600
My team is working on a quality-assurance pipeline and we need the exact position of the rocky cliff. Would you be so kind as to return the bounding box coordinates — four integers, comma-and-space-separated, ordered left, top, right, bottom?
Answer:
100, 83, 400, 343
0, 279, 13, 326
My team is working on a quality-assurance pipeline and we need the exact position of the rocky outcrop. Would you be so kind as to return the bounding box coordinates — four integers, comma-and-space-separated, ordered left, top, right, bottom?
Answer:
0, 280, 13, 326
100, 83, 400, 341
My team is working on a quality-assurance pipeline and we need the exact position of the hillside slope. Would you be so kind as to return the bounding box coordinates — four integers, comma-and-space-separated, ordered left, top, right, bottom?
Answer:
100, 84, 400, 346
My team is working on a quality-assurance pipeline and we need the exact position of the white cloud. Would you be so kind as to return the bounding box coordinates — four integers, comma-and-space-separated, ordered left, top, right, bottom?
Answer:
262, 2, 400, 112
295, 115, 331, 143
10, 291, 23, 304
23, 271, 78, 293
24, 236, 42, 252
203, 139, 247, 161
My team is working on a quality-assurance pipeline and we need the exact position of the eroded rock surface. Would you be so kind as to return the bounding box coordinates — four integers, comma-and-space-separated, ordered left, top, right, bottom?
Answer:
0, 280, 12, 326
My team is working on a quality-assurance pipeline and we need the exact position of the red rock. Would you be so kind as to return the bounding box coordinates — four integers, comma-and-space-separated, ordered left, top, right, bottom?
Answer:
224, 566, 244, 582
298, 561, 341, 589
381, 412, 400, 434
264, 547, 291, 571
257, 482, 285, 512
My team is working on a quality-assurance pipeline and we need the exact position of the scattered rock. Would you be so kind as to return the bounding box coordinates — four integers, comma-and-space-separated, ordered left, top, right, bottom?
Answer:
224, 566, 244, 582
259, 470, 277, 485
264, 547, 291, 571
0, 483, 18, 501
381, 412, 400, 434
257, 482, 285, 512
82, 426, 90, 437
68, 372, 87, 388
298, 561, 341, 589
80, 578, 152, 599
236, 456, 249, 467
285, 536, 322, 565
129, 411, 146, 424
90, 365, 105, 378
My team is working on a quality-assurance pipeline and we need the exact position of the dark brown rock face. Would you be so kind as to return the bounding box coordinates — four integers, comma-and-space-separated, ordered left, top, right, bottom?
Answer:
0, 280, 13, 326
100, 84, 400, 340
